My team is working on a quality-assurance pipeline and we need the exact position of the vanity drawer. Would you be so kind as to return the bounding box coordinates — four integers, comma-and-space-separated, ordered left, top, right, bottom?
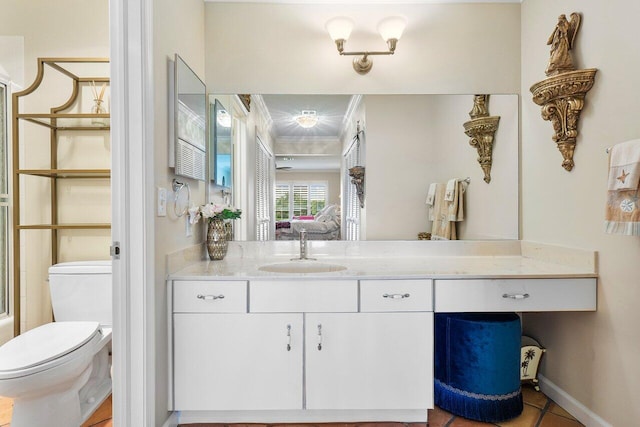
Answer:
173, 280, 248, 313
250, 280, 358, 313
360, 279, 433, 312
434, 278, 596, 312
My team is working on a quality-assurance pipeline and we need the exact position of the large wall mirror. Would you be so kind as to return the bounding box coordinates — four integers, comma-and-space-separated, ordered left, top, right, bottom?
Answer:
217, 93, 519, 242
172, 54, 206, 181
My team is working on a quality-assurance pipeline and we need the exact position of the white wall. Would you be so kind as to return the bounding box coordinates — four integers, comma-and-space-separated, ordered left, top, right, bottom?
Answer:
364, 94, 518, 240
521, 1, 640, 424
153, 0, 206, 425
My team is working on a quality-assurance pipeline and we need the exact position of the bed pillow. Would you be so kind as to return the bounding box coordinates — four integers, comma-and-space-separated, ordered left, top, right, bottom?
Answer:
295, 215, 315, 220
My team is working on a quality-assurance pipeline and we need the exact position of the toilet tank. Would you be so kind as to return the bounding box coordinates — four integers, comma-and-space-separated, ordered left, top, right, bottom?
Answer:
48, 261, 112, 328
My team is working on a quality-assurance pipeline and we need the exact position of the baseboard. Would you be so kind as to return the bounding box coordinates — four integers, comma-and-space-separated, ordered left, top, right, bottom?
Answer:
161, 411, 179, 427
538, 374, 612, 427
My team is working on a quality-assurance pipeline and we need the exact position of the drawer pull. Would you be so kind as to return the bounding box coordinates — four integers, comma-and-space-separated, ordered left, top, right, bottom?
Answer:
317, 324, 323, 351
383, 293, 410, 299
502, 293, 530, 300
286, 324, 292, 351
196, 294, 225, 301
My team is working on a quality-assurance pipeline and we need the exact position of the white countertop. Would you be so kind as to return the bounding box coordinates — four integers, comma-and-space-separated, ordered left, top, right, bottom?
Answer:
168, 240, 597, 281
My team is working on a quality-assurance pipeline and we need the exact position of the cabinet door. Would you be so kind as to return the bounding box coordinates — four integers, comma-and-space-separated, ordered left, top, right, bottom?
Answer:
173, 313, 303, 410
305, 312, 433, 410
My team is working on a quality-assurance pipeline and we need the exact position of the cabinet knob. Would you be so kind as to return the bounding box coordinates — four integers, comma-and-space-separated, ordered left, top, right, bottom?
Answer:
383, 293, 410, 299
196, 294, 225, 301
502, 293, 530, 300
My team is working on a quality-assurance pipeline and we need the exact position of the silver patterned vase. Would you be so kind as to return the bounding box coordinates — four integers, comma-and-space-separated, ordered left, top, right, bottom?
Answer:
206, 218, 228, 260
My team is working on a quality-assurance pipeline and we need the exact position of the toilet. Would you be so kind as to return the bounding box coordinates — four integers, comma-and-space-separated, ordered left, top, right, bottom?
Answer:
0, 261, 112, 427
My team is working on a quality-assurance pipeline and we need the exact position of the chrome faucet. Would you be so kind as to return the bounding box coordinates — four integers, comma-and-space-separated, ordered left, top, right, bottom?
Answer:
299, 229, 308, 260
293, 228, 315, 261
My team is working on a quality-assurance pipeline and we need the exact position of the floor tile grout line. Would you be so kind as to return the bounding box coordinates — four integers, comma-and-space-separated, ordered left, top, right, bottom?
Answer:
533, 398, 552, 427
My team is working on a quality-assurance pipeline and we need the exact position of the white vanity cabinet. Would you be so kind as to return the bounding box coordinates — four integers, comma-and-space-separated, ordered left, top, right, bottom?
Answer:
171, 280, 304, 411
170, 278, 434, 421
173, 313, 303, 410
305, 312, 432, 410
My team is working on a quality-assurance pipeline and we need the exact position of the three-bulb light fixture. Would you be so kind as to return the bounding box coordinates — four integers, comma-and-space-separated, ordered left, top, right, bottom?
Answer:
325, 16, 407, 75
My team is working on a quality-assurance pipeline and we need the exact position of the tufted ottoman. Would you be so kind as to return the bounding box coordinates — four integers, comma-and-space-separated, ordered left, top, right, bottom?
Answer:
434, 312, 523, 422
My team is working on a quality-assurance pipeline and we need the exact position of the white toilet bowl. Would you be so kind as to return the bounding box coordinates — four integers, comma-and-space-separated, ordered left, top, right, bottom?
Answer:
0, 321, 112, 427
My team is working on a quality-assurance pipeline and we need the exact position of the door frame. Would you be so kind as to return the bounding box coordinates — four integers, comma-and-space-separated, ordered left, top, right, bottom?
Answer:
110, 0, 155, 425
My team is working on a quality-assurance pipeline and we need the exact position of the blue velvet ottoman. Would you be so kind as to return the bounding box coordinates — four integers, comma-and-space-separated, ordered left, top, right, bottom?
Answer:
434, 312, 523, 422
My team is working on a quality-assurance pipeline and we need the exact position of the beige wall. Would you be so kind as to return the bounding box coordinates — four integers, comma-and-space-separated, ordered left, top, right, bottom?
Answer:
153, 0, 206, 424
0, 0, 110, 335
364, 94, 519, 240
521, 1, 640, 424
204, 3, 521, 95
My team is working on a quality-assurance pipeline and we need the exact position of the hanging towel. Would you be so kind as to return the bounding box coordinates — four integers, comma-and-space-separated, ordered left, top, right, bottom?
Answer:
605, 139, 640, 236
447, 180, 467, 222
607, 139, 640, 190
431, 183, 457, 240
444, 179, 457, 201
426, 183, 437, 221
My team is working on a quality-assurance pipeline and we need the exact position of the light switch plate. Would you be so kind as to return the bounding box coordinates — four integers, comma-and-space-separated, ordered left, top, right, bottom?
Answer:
157, 187, 167, 216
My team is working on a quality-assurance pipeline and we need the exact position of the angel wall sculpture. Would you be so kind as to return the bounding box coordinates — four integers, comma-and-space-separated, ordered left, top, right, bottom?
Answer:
545, 13, 581, 77
530, 12, 597, 171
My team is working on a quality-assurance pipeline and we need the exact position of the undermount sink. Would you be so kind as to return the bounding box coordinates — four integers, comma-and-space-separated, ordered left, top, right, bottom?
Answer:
258, 260, 347, 274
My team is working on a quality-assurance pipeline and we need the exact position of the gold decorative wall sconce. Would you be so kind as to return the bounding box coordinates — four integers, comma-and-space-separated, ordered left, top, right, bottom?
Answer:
348, 166, 365, 208
463, 95, 500, 183
530, 12, 597, 171
325, 16, 407, 75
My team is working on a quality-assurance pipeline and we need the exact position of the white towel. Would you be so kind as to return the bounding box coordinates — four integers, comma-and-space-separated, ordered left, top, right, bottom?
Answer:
426, 183, 437, 221
444, 179, 457, 202
607, 139, 640, 190
426, 183, 437, 205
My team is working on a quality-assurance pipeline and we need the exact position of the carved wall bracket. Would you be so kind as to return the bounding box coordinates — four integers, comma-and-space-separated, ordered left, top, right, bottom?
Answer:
348, 165, 365, 208
530, 12, 597, 171
463, 95, 500, 183
530, 69, 597, 171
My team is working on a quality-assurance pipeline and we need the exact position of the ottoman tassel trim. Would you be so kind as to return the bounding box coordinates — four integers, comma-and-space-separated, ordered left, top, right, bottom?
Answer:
434, 379, 523, 423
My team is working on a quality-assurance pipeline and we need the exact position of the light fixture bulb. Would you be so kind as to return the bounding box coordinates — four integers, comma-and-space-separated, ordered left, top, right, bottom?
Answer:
217, 109, 231, 127
325, 17, 354, 42
377, 16, 407, 42
294, 110, 319, 129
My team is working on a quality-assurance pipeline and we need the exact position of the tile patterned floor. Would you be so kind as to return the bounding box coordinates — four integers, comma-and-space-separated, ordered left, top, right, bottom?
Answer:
0, 387, 583, 427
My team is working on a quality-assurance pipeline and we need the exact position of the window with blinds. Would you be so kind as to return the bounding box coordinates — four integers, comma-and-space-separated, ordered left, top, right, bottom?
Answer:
274, 184, 290, 221
255, 138, 274, 241
275, 182, 328, 220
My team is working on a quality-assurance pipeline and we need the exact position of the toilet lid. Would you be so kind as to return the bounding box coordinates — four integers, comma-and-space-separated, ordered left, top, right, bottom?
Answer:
0, 321, 101, 373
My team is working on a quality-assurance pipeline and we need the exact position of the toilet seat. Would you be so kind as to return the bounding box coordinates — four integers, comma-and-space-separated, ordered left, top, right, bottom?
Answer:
0, 321, 102, 380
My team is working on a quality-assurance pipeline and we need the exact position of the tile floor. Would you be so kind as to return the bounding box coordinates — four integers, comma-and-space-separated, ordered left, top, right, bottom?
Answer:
0, 387, 583, 427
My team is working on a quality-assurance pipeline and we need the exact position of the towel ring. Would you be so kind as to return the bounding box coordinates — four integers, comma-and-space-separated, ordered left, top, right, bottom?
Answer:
172, 179, 190, 217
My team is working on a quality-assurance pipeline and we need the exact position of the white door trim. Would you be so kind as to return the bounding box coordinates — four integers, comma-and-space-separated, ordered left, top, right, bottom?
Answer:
110, 0, 155, 425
